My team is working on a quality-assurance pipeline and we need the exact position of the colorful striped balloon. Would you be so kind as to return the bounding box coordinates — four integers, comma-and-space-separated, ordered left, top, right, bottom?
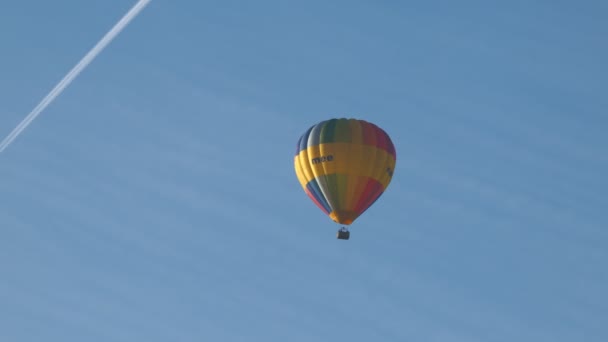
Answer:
294, 118, 396, 225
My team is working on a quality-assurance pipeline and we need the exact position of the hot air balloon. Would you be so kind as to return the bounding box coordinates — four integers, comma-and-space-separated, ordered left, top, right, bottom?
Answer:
294, 118, 396, 240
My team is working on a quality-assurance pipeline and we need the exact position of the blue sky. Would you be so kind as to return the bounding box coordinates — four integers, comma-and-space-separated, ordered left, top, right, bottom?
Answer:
1, 0, 607, 341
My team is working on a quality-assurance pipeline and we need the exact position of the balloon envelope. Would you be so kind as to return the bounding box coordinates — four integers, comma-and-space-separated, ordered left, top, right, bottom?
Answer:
294, 118, 396, 225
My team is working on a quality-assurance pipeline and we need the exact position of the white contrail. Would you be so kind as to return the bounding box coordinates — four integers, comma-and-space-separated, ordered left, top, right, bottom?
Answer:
0, 0, 152, 153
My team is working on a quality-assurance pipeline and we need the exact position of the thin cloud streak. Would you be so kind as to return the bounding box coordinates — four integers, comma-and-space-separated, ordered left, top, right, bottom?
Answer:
0, 0, 151, 153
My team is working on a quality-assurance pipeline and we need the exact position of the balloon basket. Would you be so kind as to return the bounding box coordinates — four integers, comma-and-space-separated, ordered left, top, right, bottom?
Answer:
336, 227, 350, 240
